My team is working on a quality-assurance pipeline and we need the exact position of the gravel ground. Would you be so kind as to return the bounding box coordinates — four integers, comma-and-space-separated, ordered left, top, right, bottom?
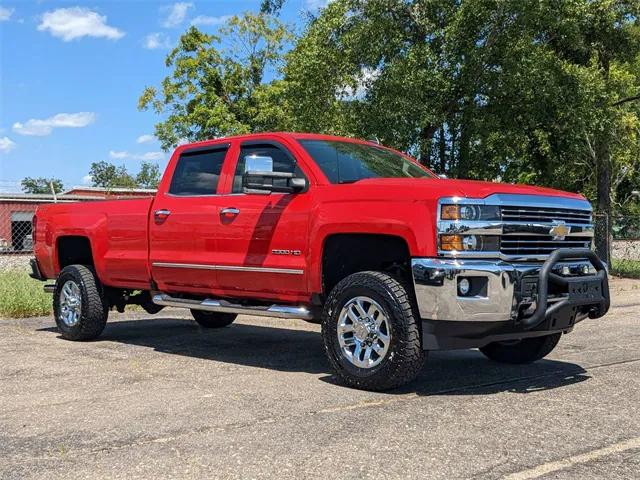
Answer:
1, 278, 639, 479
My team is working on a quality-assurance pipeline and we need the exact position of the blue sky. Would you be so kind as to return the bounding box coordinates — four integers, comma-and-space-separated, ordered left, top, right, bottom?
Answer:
0, 0, 323, 192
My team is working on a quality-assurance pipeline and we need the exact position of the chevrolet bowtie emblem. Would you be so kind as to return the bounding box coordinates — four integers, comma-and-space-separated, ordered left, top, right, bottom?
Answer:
549, 221, 571, 241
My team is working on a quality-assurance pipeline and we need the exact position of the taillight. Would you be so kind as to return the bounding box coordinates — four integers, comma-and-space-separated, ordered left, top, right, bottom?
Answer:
32, 215, 37, 242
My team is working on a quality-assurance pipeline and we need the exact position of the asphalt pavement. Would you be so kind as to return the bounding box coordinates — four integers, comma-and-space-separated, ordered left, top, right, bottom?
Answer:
1, 278, 639, 479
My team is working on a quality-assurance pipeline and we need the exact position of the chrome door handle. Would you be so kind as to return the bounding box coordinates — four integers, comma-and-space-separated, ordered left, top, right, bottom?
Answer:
220, 207, 240, 216
154, 209, 171, 220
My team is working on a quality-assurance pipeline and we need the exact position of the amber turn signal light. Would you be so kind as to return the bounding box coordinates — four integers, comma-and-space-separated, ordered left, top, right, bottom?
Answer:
440, 234, 463, 251
441, 205, 460, 220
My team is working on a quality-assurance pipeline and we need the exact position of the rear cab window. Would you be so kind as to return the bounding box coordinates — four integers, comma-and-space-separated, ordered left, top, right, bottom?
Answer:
169, 147, 228, 196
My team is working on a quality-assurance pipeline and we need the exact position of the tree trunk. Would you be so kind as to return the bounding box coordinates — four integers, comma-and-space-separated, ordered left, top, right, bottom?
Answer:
594, 51, 612, 266
594, 133, 612, 265
419, 125, 437, 168
457, 117, 470, 179
438, 125, 447, 174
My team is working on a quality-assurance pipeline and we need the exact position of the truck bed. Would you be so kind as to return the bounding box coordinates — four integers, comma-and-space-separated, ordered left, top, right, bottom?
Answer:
35, 197, 154, 290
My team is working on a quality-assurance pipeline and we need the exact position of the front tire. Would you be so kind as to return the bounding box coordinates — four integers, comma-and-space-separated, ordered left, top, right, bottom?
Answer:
479, 333, 562, 364
322, 271, 426, 391
53, 265, 108, 341
191, 310, 236, 328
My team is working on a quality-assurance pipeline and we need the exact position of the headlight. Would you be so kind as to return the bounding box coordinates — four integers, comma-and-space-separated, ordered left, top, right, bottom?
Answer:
440, 204, 500, 221
439, 234, 500, 252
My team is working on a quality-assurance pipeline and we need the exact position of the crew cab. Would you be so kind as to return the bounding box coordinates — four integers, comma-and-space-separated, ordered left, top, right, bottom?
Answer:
30, 133, 610, 391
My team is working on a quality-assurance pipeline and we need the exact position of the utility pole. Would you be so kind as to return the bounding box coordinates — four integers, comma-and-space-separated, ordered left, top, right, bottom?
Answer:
49, 181, 58, 203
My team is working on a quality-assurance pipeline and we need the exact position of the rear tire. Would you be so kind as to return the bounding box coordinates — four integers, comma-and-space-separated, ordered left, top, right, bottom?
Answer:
191, 310, 236, 328
322, 271, 426, 391
53, 265, 108, 341
479, 333, 562, 364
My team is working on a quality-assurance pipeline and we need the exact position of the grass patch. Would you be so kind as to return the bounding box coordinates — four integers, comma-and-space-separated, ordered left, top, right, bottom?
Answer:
611, 259, 640, 279
0, 271, 51, 318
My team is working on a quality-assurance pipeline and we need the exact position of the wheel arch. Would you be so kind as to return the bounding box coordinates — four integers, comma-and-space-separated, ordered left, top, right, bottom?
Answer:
319, 233, 413, 296
56, 236, 95, 271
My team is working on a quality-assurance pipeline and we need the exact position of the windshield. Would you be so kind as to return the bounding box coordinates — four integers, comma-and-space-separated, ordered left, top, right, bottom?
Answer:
298, 139, 435, 184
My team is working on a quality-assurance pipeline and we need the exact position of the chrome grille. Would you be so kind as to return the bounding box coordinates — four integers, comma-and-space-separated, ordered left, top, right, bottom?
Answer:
500, 235, 591, 255
437, 194, 595, 260
501, 206, 592, 224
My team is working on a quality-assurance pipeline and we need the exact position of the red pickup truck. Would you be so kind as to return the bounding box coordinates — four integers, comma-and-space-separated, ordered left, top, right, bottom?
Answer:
30, 132, 610, 391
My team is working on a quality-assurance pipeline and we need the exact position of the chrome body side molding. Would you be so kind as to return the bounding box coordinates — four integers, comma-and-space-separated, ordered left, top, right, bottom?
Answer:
152, 262, 304, 275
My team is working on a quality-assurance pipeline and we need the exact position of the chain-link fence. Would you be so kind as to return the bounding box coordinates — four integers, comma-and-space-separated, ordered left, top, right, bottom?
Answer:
0, 200, 38, 272
594, 212, 640, 278
609, 214, 640, 279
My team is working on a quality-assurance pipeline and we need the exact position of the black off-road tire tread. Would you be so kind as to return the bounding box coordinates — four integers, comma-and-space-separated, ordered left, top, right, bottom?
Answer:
322, 271, 426, 391
479, 332, 562, 364
54, 265, 108, 341
190, 310, 237, 328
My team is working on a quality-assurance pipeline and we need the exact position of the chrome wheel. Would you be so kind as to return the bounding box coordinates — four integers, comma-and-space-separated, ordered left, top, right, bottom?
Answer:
58, 280, 82, 327
337, 296, 392, 369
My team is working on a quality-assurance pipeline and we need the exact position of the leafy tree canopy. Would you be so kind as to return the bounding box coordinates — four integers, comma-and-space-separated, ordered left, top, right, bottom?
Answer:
138, 12, 293, 150
136, 162, 162, 189
140, 2, 640, 262
88, 161, 161, 190
21, 177, 64, 194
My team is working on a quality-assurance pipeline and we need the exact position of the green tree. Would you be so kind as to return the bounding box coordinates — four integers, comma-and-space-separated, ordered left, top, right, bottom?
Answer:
136, 162, 162, 189
88, 161, 138, 189
21, 177, 64, 195
282, 0, 640, 263
138, 12, 293, 150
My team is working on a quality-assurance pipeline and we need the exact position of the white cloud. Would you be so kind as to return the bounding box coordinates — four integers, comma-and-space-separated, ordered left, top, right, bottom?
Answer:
305, 0, 333, 11
162, 2, 193, 28
13, 112, 96, 136
0, 136, 16, 153
137, 134, 155, 144
38, 7, 125, 41
0, 6, 14, 21
109, 150, 165, 161
81, 174, 93, 185
143, 32, 171, 50
191, 15, 231, 26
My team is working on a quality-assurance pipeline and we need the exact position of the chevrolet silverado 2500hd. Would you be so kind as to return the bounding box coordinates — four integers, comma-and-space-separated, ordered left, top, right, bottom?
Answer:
30, 133, 610, 391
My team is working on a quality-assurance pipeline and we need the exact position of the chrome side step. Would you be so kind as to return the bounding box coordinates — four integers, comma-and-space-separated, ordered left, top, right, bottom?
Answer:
44, 284, 56, 294
152, 293, 314, 320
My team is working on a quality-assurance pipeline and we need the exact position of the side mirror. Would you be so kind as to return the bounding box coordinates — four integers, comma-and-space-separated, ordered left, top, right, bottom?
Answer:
243, 171, 307, 194
242, 154, 307, 194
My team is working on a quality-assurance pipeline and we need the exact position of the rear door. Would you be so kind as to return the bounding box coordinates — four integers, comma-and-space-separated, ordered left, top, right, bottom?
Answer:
213, 140, 312, 299
149, 144, 229, 294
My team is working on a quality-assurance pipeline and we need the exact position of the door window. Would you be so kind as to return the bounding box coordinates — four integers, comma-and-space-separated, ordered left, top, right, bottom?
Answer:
169, 147, 228, 196
232, 144, 303, 193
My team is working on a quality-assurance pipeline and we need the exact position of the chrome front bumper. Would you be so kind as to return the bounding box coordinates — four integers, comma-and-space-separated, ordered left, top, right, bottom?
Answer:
411, 257, 599, 322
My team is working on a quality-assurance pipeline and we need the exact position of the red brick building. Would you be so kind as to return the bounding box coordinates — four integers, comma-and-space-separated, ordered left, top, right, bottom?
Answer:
0, 187, 155, 253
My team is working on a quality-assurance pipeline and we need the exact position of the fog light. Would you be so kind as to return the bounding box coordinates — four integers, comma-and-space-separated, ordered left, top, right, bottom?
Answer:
458, 278, 471, 296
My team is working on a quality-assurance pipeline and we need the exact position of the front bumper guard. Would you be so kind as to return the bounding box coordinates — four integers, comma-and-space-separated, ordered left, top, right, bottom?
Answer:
411, 249, 610, 328
520, 248, 609, 330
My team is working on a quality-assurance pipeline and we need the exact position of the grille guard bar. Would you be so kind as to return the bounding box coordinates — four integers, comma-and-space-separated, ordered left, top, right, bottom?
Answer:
522, 248, 610, 330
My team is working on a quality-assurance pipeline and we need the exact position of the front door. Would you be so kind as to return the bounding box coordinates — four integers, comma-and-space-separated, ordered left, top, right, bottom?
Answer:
213, 141, 311, 299
149, 144, 230, 294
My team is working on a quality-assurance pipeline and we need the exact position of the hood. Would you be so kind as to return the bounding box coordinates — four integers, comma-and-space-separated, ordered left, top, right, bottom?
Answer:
352, 177, 585, 201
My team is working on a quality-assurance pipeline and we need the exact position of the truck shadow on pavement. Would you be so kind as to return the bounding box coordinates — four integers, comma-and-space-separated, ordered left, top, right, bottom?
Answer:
40, 317, 590, 396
